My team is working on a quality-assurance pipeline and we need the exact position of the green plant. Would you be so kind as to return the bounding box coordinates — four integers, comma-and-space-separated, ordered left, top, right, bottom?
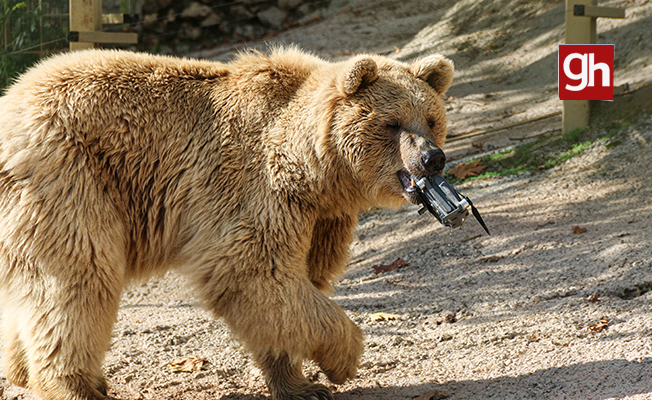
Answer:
562, 127, 585, 143
446, 132, 600, 183
1, 0, 67, 92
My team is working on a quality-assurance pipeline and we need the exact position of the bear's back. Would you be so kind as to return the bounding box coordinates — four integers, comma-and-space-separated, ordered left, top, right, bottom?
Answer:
0, 49, 330, 277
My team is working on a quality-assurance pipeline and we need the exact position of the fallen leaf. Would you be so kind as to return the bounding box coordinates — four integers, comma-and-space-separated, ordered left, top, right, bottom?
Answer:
168, 356, 208, 373
585, 317, 613, 333
587, 291, 600, 303
471, 141, 485, 149
447, 160, 488, 180
369, 312, 401, 322
414, 389, 451, 400
372, 258, 410, 274
526, 333, 541, 343
572, 226, 587, 234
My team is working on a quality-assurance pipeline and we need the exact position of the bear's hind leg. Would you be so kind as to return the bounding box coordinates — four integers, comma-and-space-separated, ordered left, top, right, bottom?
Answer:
7, 250, 124, 400
20, 282, 120, 400
2, 319, 30, 388
28, 269, 121, 400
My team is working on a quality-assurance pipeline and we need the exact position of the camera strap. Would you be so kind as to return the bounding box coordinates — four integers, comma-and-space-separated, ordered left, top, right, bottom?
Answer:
465, 196, 490, 235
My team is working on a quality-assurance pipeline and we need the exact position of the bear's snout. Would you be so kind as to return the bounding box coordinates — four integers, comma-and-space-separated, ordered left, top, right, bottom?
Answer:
399, 131, 446, 178
422, 148, 446, 175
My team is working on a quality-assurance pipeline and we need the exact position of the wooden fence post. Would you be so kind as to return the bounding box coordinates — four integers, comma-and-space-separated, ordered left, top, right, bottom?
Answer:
562, 0, 625, 134
68, 0, 139, 50
69, 0, 102, 51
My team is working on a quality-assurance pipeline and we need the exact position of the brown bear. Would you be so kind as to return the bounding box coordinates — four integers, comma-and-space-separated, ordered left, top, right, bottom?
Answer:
0, 47, 453, 400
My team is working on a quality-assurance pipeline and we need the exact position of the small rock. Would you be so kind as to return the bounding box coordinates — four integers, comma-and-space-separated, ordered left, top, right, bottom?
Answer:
179, 23, 202, 40
219, 21, 234, 35
182, 2, 212, 19
233, 24, 257, 39
142, 13, 158, 29
166, 8, 176, 23
257, 6, 288, 29
438, 334, 454, 342
157, 0, 174, 10
201, 12, 222, 27
230, 5, 254, 20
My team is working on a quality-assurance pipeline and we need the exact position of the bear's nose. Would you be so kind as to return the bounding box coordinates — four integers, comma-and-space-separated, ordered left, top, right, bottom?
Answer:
422, 148, 446, 175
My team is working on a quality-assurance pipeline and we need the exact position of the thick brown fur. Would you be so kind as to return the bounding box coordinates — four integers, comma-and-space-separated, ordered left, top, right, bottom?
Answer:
0, 48, 454, 400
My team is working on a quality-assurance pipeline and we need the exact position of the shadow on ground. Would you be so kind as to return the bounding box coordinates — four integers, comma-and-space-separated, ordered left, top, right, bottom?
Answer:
211, 358, 652, 400
342, 358, 652, 400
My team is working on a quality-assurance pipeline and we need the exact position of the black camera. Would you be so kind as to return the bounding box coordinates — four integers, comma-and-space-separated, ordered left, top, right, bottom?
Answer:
413, 175, 490, 235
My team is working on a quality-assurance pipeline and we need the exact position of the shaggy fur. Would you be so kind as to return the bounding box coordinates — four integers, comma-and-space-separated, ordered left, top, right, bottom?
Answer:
0, 48, 453, 400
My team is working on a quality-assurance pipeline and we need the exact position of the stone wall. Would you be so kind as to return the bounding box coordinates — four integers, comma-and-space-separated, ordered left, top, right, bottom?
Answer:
140, 0, 329, 50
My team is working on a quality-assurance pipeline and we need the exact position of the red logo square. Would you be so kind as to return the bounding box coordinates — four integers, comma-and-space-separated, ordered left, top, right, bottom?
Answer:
559, 44, 614, 101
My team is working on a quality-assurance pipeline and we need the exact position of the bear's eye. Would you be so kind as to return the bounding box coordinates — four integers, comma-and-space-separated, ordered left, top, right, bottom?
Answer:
386, 121, 400, 130
427, 119, 436, 129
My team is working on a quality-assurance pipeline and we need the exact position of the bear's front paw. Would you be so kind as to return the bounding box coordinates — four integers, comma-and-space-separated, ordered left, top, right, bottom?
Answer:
314, 319, 363, 385
281, 382, 333, 400
320, 361, 358, 386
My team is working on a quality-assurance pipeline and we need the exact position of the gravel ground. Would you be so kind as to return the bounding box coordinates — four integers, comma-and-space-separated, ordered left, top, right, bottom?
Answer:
2, 0, 652, 399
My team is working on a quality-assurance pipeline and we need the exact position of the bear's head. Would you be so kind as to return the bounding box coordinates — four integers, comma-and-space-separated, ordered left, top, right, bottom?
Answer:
325, 53, 454, 209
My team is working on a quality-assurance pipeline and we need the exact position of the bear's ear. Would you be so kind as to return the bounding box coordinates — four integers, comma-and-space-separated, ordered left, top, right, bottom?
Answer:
409, 55, 454, 95
341, 58, 378, 96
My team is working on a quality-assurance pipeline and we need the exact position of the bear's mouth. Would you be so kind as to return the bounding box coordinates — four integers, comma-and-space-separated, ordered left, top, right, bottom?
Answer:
397, 169, 422, 205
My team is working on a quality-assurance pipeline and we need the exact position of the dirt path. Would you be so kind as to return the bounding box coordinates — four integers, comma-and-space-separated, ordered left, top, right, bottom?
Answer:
2, 1, 652, 399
